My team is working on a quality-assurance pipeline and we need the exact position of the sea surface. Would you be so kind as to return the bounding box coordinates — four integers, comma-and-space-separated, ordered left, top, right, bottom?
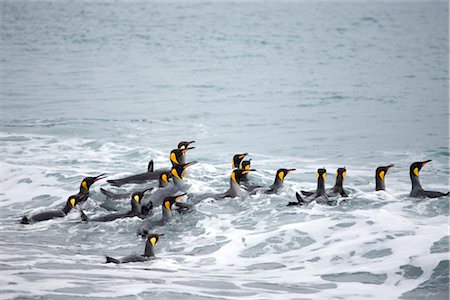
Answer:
0, 1, 449, 299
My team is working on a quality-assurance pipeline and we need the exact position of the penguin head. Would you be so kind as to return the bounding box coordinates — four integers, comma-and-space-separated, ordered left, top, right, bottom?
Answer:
410, 160, 431, 177
336, 167, 347, 179
159, 171, 171, 187
276, 168, 296, 182
241, 159, 252, 170
178, 141, 195, 150
231, 168, 256, 185
79, 173, 106, 192
65, 194, 82, 211
316, 168, 327, 180
170, 147, 194, 165
232, 153, 248, 169
171, 161, 197, 181
131, 188, 153, 204
162, 193, 187, 211
375, 164, 394, 181
146, 233, 163, 246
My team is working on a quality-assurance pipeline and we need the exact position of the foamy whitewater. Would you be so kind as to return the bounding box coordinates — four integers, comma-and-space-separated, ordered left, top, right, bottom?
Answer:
0, 1, 449, 300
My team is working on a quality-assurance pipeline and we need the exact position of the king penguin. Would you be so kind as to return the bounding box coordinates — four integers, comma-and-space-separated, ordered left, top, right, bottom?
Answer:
375, 164, 394, 191
137, 194, 187, 236
250, 168, 295, 195
81, 189, 153, 222
105, 233, 163, 264
290, 168, 329, 206
409, 160, 449, 198
21, 194, 84, 224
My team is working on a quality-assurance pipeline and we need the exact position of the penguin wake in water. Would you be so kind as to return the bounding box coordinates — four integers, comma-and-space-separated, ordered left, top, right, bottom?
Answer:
289, 168, 329, 206
107, 141, 195, 187
375, 164, 394, 191
409, 160, 449, 198
81, 189, 153, 222
137, 194, 187, 236
21, 194, 84, 224
249, 168, 295, 195
77, 174, 106, 203
105, 233, 163, 264
301, 167, 348, 197
100, 170, 171, 200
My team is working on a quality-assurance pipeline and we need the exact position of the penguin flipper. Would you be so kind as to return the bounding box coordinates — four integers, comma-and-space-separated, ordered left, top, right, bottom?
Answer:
20, 216, 30, 224
105, 256, 121, 264
424, 190, 449, 198
287, 192, 304, 206
80, 210, 89, 222
147, 160, 154, 172
340, 189, 349, 197
106, 179, 124, 187
100, 188, 128, 199
301, 190, 314, 197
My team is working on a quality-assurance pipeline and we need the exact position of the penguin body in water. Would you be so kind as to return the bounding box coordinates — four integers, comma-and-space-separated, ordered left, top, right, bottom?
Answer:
409, 160, 449, 198
289, 168, 329, 206
137, 194, 187, 236
20, 194, 83, 224
107, 141, 195, 187
301, 168, 348, 197
240, 160, 262, 192
250, 168, 295, 195
375, 164, 394, 191
214, 169, 256, 199
141, 162, 197, 211
81, 189, 153, 222
105, 233, 163, 264
100, 171, 171, 200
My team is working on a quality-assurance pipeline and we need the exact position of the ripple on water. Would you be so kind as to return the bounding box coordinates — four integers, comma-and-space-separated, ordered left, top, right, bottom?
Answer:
430, 236, 449, 254
320, 272, 387, 285
400, 260, 449, 300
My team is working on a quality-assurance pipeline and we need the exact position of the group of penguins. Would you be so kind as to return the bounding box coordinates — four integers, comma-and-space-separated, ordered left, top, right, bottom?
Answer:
20, 141, 449, 264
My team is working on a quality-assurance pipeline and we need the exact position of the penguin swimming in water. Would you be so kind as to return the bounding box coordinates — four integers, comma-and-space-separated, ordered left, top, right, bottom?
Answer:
105, 233, 163, 264
77, 174, 106, 202
375, 164, 394, 191
100, 171, 171, 200
232, 153, 248, 169
250, 168, 296, 195
137, 194, 187, 236
289, 168, 329, 206
81, 189, 153, 222
301, 167, 348, 197
20, 194, 84, 224
214, 169, 256, 199
107, 141, 195, 187
409, 160, 449, 198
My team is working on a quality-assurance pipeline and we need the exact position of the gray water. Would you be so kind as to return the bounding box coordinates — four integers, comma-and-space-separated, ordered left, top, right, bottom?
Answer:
0, 1, 449, 299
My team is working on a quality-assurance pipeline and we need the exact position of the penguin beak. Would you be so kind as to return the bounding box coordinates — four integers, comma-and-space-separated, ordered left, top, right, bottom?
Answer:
287, 169, 296, 173
421, 160, 432, 166
94, 174, 106, 182
187, 141, 195, 145
183, 161, 198, 169
242, 169, 256, 175
239, 153, 248, 159
386, 164, 394, 170
175, 193, 187, 201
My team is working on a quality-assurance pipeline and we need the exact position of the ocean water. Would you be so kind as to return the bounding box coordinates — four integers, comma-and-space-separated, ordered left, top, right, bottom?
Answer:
0, 1, 449, 299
